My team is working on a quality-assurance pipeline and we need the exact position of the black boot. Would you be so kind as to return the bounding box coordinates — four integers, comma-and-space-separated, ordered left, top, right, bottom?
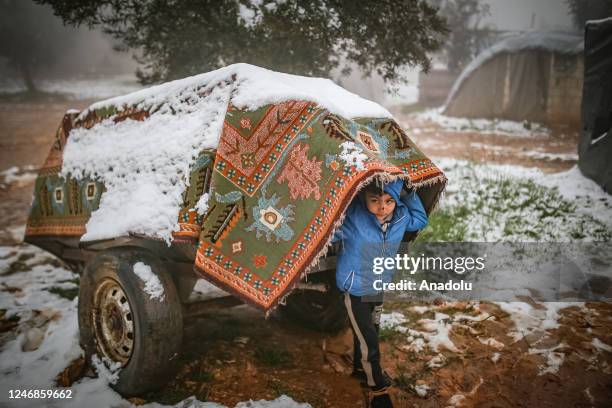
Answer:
350, 367, 368, 383
368, 386, 393, 408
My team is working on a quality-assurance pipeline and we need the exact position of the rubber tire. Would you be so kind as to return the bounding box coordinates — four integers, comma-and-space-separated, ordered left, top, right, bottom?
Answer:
278, 271, 349, 334
78, 248, 183, 397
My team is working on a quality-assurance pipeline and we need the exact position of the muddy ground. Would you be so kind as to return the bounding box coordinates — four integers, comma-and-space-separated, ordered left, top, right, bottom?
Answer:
1, 98, 611, 407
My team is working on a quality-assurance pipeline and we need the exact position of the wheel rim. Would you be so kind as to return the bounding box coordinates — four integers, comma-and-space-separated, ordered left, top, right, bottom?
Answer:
93, 278, 134, 366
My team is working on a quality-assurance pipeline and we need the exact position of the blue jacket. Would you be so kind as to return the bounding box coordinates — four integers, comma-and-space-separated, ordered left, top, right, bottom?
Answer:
332, 180, 428, 296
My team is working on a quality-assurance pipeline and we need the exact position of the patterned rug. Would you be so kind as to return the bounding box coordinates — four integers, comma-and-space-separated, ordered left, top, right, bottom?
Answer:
190, 100, 446, 312
25, 94, 446, 314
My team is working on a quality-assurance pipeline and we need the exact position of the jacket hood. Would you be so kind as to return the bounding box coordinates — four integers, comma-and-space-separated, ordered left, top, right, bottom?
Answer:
358, 179, 406, 209
383, 179, 404, 205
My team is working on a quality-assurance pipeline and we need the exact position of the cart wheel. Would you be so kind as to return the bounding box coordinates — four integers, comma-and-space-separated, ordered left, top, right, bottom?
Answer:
78, 248, 183, 396
278, 271, 349, 334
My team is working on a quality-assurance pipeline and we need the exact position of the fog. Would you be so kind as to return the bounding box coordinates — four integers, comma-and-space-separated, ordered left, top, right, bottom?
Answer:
485, 0, 575, 31
0, 0, 579, 99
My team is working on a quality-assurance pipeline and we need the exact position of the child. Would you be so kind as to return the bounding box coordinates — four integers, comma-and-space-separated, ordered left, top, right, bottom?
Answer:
332, 178, 428, 408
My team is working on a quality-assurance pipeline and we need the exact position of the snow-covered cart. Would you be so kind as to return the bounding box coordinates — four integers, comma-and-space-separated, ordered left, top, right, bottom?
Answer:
24, 64, 446, 395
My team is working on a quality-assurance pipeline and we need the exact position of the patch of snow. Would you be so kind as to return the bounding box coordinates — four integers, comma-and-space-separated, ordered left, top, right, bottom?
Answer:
338, 141, 368, 171
91, 355, 122, 385
188, 278, 230, 302
478, 337, 505, 350
234, 395, 312, 408
195, 192, 210, 216
584, 387, 595, 405
133, 262, 165, 301
380, 312, 407, 331
414, 383, 430, 397
523, 150, 578, 161
446, 378, 484, 406
496, 302, 582, 342
427, 354, 446, 368
453, 311, 490, 322
448, 394, 466, 407
63, 79, 232, 244
0, 165, 38, 188
238, 3, 260, 27
404, 336, 426, 352
529, 343, 566, 375
469, 142, 507, 151
586, 16, 612, 26
414, 312, 460, 353
414, 108, 549, 138
83, 63, 391, 122
592, 338, 612, 353
491, 352, 501, 363
2, 225, 26, 243
410, 305, 430, 314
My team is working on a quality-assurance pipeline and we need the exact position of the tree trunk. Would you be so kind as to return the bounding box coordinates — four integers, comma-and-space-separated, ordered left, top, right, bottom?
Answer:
20, 62, 37, 93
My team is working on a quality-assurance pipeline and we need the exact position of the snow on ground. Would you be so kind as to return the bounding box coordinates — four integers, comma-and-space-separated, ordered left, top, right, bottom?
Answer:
592, 338, 612, 353
188, 279, 230, 302
382, 299, 586, 378
0, 225, 26, 244
495, 302, 583, 342
528, 343, 567, 375
389, 157, 608, 374
0, 244, 310, 408
0, 245, 82, 406
384, 303, 493, 354
435, 158, 612, 241
0, 165, 38, 189
523, 150, 578, 162
413, 108, 550, 138
380, 312, 407, 332
0, 76, 143, 100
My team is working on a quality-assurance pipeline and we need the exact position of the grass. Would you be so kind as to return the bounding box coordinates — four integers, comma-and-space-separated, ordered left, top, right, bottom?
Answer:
393, 363, 417, 394
3, 253, 36, 275
378, 326, 404, 342
47, 286, 79, 300
415, 206, 468, 242
0, 309, 20, 333
417, 162, 611, 242
46, 277, 80, 300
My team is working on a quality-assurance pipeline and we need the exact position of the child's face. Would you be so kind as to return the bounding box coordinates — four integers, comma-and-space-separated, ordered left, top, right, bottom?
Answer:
365, 192, 396, 222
